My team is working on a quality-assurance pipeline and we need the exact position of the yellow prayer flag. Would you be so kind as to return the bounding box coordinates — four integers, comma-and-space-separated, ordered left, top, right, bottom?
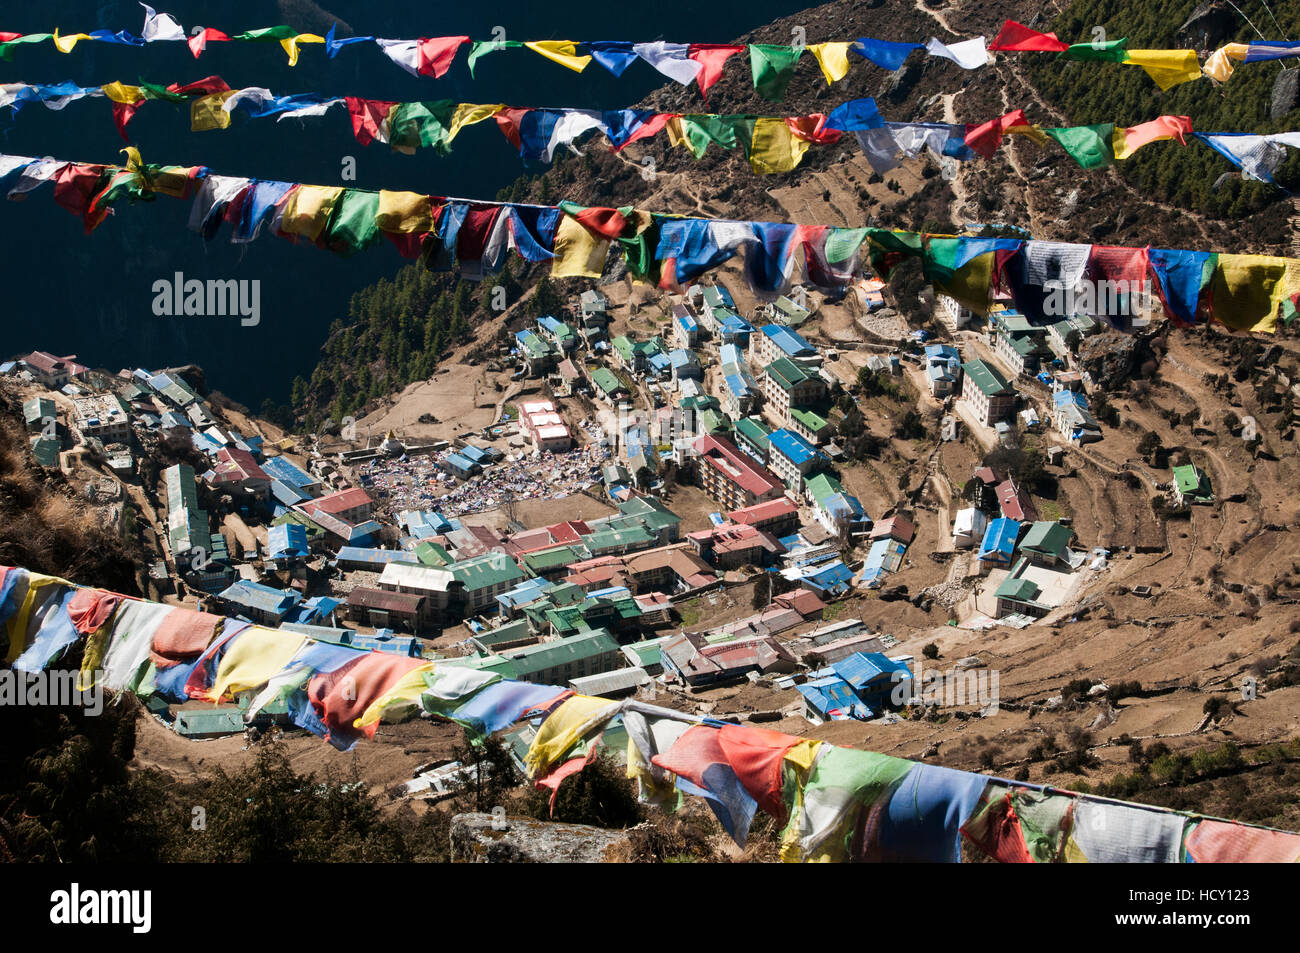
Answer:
778, 740, 825, 864
280, 185, 345, 241
208, 627, 307, 702
101, 81, 144, 105
1203, 43, 1249, 82
355, 663, 438, 728
448, 103, 504, 141
524, 694, 622, 777
376, 190, 435, 233
1211, 254, 1291, 333
1006, 123, 1051, 147
190, 90, 239, 131
749, 117, 812, 174
524, 40, 592, 73
551, 215, 610, 279
53, 30, 92, 54
280, 33, 325, 67
1122, 50, 1202, 91
5, 572, 69, 664
808, 42, 853, 84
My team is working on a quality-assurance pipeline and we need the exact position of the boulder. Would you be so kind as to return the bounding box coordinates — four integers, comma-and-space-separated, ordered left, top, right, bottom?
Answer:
450, 813, 634, 863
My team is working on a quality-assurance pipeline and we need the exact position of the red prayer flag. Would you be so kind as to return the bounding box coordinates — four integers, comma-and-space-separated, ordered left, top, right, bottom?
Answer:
345, 97, 397, 146
964, 108, 1032, 159
785, 113, 843, 145
493, 107, 531, 151
417, 36, 470, 77
573, 206, 628, 239
112, 101, 143, 141
988, 20, 1069, 53
188, 27, 230, 58
688, 43, 746, 97
613, 112, 676, 151
166, 76, 231, 97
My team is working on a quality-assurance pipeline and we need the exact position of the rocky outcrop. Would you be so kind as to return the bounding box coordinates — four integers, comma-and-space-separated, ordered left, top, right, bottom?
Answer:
1076, 331, 1158, 391
450, 813, 634, 863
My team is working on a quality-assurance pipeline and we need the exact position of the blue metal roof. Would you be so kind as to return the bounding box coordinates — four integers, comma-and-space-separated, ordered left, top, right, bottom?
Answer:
443, 452, 478, 473
459, 444, 490, 464
270, 479, 309, 506
336, 546, 409, 565
832, 651, 907, 691
719, 343, 744, 366
1053, 389, 1089, 409
825, 492, 866, 522
769, 428, 822, 467
676, 312, 699, 332
760, 323, 816, 357
262, 456, 317, 489
924, 344, 959, 361
978, 517, 1021, 562
668, 349, 696, 369
218, 580, 301, 615
267, 523, 310, 560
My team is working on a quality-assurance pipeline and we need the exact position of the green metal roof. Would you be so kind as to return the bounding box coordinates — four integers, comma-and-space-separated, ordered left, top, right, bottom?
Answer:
734, 416, 772, 452
582, 524, 653, 553
414, 541, 453, 567
29, 435, 60, 467
503, 628, 620, 677
1020, 521, 1074, 558
1173, 464, 1211, 498
449, 552, 525, 590
522, 545, 583, 574
23, 397, 54, 426
765, 356, 814, 392
805, 471, 844, 506
591, 367, 624, 396
472, 618, 535, 647
961, 359, 1013, 397
790, 407, 831, 432
995, 574, 1041, 603
617, 497, 681, 532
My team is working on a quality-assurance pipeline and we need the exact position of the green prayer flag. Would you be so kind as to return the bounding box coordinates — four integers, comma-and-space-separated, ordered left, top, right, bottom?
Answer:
467, 40, 523, 77
0, 33, 53, 61
863, 228, 924, 279
232, 26, 299, 41
825, 227, 869, 265
387, 100, 457, 153
677, 115, 742, 157
1059, 39, 1129, 62
748, 44, 804, 102
324, 189, 381, 255
1043, 124, 1116, 169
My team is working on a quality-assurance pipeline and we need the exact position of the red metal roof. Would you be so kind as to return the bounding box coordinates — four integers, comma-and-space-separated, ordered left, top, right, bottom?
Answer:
693, 434, 783, 499
727, 497, 798, 525
308, 486, 373, 515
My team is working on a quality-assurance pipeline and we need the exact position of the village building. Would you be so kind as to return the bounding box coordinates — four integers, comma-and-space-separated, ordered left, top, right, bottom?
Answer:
70, 394, 132, 444
685, 521, 786, 569
19, 351, 87, 388
1172, 464, 1214, 505
762, 357, 826, 423
727, 496, 801, 538
692, 433, 786, 511
750, 324, 822, 369
959, 359, 1016, 427
767, 428, 828, 494
924, 344, 962, 397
